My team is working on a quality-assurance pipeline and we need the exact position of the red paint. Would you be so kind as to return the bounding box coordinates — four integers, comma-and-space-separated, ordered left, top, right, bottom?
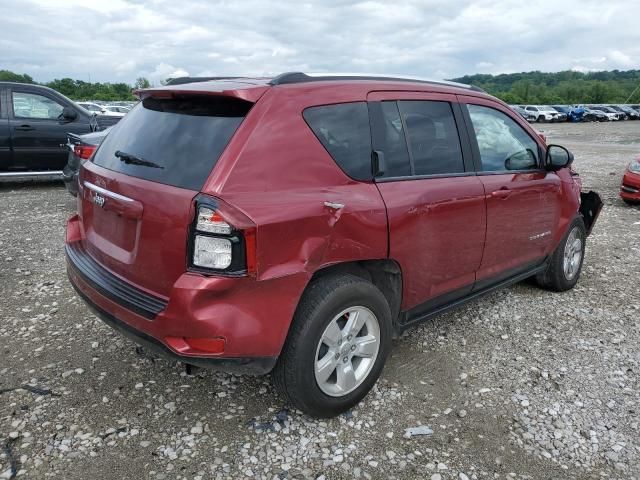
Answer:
620, 158, 640, 202
66, 77, 589, 366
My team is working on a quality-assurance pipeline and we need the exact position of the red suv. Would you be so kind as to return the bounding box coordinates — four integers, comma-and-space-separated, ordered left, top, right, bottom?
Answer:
65, 73, 602, 417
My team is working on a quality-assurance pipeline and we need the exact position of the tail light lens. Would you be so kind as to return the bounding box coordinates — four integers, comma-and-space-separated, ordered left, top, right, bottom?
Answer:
74, 144, 97, 160
189, 195, 257, 276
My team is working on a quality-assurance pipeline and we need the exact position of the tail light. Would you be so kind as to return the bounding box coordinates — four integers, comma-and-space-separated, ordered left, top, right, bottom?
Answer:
188, 195, 257, 276
74, 144, 97, 160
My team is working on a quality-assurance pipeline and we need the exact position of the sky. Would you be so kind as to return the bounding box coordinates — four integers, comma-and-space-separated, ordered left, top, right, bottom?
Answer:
1, 0, 638, 85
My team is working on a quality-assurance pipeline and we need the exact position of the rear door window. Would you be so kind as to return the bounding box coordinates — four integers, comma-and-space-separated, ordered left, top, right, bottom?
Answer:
397, 100, 465, 176
303, 102, 372, 180
92, 96, 251, 190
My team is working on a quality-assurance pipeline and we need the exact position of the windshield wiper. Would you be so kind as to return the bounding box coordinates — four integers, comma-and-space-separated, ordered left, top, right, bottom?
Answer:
115, 150, 164, 169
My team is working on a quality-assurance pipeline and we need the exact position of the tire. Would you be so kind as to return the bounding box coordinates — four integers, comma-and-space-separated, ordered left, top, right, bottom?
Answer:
623, 198, 640, 206
536, 217, 587, 292
273, 273, 392, 418
536, 116, 543, 123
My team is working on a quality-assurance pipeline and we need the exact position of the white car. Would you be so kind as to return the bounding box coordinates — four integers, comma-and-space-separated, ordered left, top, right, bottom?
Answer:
589, 106, 621, 121
77, 102, 126, 117
104, 105, 131, 116
523, 105, 562, 123
102, 105, 128, 116
77, 102, 107, 115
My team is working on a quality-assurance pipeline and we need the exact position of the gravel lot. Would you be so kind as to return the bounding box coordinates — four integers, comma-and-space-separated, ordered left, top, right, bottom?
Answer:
1, 121, 639, 480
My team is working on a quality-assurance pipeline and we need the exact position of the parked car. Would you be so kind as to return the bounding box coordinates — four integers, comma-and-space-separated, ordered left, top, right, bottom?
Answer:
103, 105, 129, 116
580, 106, 608, 122
620, 155, 640, 204
0, 82, 119, 177
552, 105, 584, 122
615, 105, 640, 120
63, 128, 110, 195
590, 106, 621, 121
510, 105, 536, 122
77, 102, 108, 114
604, 105, 629, 120
65, 73, 602, 417
523, 105, 565, 122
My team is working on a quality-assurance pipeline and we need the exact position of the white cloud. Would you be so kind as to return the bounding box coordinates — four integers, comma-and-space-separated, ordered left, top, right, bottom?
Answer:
1, 0, 638, 83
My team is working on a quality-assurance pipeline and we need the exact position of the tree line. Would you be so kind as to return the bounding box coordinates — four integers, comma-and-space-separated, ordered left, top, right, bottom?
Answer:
0, 70, 150, 101
450, 70, 640, 105
2, 68, 640, 104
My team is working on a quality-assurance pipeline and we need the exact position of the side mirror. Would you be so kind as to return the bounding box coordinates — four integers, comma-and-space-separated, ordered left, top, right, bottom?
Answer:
62, 106, 78, 121
545, 144, 573, 171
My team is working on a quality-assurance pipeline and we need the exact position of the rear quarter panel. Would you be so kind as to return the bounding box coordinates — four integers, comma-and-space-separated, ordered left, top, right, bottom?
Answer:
203, 85, 389, 282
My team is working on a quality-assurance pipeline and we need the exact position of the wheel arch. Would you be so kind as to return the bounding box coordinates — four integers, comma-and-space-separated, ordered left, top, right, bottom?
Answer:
308, 259, 403, 324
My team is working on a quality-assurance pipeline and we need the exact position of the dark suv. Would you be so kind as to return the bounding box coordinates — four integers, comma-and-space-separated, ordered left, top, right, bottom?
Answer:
0, 82, 119, 177
65, 73, 602, 417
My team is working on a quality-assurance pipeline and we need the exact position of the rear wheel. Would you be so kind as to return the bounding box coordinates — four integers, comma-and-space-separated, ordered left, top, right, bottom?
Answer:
536, 217, 586, 291
273, 274, 392, 417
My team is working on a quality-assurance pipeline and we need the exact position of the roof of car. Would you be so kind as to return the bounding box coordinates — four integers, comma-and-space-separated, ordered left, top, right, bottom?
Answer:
160, 72, 483, 92
139, 72, 489, 104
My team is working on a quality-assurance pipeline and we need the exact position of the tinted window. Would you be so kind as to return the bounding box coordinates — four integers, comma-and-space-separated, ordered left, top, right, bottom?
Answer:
92, 96, 250, 190
13, 92, 64, 120
303, 102, 372, 180
467, 104, 540, 172
377, 101, 411, 177
397, 100, 464, 176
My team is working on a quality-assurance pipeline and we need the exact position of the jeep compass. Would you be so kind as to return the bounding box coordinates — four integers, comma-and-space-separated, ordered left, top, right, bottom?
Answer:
65, 72, 602, 417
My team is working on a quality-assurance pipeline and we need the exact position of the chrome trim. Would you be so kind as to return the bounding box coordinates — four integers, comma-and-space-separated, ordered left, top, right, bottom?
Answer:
83, 181, 135, 203
0, 170, 63, 178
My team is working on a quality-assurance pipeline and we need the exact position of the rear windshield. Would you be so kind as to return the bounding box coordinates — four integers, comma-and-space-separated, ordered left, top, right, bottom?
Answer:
92, 95, 252, 190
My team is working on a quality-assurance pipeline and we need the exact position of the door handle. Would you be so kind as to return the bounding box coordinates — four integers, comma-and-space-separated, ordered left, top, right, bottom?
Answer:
15, 125, 34, 131
490, 188, 512, 199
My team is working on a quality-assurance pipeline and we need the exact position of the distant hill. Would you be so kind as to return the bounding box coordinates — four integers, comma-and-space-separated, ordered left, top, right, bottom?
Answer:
450, 70, 640, 104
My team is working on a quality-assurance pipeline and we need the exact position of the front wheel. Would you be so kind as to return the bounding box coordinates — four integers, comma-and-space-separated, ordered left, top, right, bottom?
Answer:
273, 274, 392, 417
536, 217, 586, 291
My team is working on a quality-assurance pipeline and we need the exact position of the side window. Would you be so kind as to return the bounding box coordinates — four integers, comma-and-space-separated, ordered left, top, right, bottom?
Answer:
467, 104, 540, 172
12, 92, 64, 120
377, 101, 411, 177
303, 102, 372, 180
397, 100, 465, 176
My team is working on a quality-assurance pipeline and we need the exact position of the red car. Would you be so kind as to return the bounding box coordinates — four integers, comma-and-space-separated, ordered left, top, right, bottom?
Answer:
65, 73, 602, 417
620, 156, 640, 204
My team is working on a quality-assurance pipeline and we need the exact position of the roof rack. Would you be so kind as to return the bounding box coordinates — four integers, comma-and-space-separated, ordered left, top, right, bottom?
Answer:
269, 72, 485, 92
164, 76, 243, 86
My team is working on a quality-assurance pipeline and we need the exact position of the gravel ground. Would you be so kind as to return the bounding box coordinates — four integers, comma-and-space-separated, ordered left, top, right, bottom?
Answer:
1, 121, 639, 480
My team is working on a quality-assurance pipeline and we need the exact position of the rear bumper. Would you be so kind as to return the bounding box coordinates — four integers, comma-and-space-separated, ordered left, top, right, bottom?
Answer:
65, 216, 307, 374
68, 272, 276, 374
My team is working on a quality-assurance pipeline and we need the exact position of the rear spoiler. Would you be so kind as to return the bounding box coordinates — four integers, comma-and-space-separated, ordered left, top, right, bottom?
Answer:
135, 80, 269, 104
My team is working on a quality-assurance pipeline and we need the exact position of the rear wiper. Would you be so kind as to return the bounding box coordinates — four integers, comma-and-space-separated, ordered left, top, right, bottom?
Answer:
115, 150, 164, 169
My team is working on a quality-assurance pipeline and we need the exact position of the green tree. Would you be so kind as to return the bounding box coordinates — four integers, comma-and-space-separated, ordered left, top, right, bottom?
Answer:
0, 70, 34, 83
134, 77, 151, 89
